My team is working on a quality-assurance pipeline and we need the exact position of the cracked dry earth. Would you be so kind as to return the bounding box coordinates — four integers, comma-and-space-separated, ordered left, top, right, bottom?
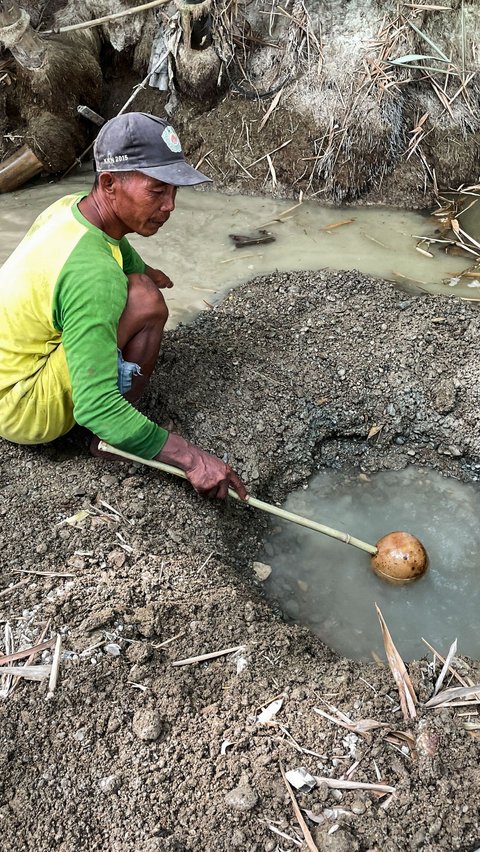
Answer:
0, 269, 480, 852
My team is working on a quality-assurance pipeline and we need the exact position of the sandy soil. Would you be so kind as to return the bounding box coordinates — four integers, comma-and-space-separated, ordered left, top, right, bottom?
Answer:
1, 270, 480, 851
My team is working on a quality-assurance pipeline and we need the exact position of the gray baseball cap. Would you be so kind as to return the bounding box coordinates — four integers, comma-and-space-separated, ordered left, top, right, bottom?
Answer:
93, 112, 212, 186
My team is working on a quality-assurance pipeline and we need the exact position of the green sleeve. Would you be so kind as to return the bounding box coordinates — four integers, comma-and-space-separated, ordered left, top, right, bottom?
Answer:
52, 232, 168, 458
120, 237, 145, 275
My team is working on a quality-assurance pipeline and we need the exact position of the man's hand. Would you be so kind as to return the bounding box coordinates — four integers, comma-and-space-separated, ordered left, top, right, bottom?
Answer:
157, 433, 248, 501
144, 265, 173, 289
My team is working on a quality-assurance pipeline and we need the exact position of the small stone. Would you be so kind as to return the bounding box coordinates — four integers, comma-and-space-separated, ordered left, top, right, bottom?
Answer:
411, 828, 426, 849
317, 781, 329, 802
81, 607, 114, 633
132, 707, 162, 742
225, 784, 258, 812
133, 605, 156, 638
252, 561, 272, 581
351, 798, 366, 815
98, 775, 119, 794
106, 716, 121, 734
313, 827, 359, 852
35, 542, 48, 555
107, 549, 126, 568
168, 529, 182, 543
73, 728, 86, 742
231, 829, 246, 848
433, 379, 456, 414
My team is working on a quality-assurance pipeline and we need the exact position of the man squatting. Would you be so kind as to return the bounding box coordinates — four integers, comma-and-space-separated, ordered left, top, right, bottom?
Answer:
0, 112, 247, 501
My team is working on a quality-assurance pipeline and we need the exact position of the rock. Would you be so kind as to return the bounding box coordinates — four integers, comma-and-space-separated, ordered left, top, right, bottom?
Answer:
433, 379, 456, 414
252, 561, 272, 581
225, 784, 258, 812
107, 549, 126, 568
351, 798, 366, 814
231, 829, 246, 848
132, 707, 163, 742
411, 827, 426, 849
106, 715, 121, 734
313, 827, 360, 852
98, 775, 119, 794
133, 605, 156, 638
81, 607, 114, 633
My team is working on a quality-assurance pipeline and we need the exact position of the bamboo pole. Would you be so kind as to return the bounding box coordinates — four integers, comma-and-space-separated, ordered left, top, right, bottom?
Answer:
41, 0, 171, 36
97, 442, 378, 555
0, 145, 43, 193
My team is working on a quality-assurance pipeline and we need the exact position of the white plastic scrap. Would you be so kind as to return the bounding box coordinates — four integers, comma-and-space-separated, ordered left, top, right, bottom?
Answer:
104, 643, 121, 657
236, 655, 248, 675
285, 767, 317, 793
256, 697, 284, 724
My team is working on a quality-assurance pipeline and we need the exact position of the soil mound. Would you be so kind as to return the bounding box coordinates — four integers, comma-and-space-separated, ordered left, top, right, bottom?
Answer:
1, 270, 479, 851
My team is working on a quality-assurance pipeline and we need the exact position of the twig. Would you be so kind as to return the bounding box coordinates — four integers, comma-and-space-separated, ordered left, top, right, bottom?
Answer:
10, 619, 51, 697
0, 665, 51, 681
421, 637, 470, 687
0, 577, 30, 597
247, 139, 292, 169
9, 569, 75, 578
314, 775, 395, 793
41, 0, 170, 35
46, 634, 62, 699
425, 684, 480, 708
0, 639, 55, 665
433, 638, 457, 695
280, 764, 319, 852
172, 645, 244, 667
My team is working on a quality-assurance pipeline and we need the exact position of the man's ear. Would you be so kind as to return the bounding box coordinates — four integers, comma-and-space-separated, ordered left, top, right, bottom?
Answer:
97, 171, 117, 195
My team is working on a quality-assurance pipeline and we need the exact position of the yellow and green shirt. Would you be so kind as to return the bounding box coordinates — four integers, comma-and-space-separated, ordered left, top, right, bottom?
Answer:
0, 192, 168, 458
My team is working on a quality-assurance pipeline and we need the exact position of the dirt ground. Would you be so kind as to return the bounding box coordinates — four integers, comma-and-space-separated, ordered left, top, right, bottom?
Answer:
1, 269, 480, 851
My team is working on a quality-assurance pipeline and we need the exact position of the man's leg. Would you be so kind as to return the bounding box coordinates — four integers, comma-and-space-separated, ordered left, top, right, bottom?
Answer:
117, 271, 169, 403
90, 272, 169, 456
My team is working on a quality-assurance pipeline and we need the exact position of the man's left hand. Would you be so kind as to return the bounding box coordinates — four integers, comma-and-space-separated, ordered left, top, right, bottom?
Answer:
144, 265, 173, 289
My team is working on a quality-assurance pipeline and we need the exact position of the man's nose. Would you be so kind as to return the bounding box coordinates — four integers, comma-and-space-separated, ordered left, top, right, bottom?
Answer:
161, 190, 176, 212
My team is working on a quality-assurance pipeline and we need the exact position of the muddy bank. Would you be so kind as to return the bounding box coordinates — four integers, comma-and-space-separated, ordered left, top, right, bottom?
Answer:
1, 270, 480, 851
1, 1, 480, 204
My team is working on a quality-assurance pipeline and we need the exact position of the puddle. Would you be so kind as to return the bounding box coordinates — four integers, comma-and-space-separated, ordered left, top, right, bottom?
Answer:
258, 467, 480, 661
0, 173, 475, 331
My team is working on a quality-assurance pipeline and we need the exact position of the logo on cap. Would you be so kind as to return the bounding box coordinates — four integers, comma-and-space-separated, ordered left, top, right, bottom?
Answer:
162, 126, 182, 153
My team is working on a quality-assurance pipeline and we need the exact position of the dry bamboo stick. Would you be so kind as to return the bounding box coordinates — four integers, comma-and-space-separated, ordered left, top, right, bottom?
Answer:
0, 639, 54, 665
172, 645, 244, 667
97, 442, 378, 555
46, 633, 62, 699
42, 0, 170, 35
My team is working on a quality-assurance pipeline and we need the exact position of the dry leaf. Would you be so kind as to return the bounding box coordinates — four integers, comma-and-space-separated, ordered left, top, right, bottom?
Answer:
257, 697, 284, 724
375, 604, 417, 720
367, 424, 383, 440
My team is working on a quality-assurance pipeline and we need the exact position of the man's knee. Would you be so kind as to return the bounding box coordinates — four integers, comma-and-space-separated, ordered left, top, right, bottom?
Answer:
127, 272, 169, 325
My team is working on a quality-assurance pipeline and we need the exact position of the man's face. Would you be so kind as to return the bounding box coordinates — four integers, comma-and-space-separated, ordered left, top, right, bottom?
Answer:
111, 173, 177, 237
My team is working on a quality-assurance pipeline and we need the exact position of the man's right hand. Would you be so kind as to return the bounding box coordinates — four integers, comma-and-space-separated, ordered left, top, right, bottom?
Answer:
156, 432, 248, 501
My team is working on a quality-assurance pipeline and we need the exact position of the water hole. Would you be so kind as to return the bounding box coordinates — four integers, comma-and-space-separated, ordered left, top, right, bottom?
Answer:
257, 466, 480, 661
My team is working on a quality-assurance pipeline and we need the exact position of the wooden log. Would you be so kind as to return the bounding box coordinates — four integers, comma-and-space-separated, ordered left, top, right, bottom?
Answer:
0, 2, 46, 70
0, 144, 43, 193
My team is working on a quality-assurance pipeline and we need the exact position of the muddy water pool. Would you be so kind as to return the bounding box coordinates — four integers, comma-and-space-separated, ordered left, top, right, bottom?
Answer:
258, 467, 480, 661
0, 174, 474, 330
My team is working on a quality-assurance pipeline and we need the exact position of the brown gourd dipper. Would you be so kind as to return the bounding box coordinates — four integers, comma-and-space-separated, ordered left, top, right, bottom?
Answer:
98, 442, 429, 585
